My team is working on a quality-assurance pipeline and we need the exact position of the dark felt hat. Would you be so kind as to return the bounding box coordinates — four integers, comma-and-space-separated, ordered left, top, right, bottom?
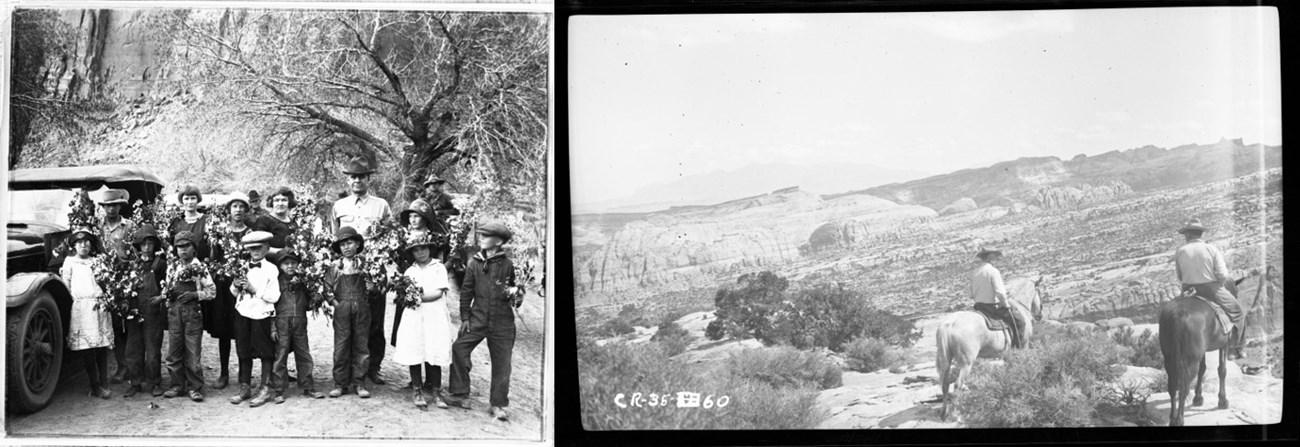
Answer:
177, 185, 203, 204
96, 188, 130, 205
399, 199, 434, 230
248, 190, 261, 200
1178, 218, 1207, 234
423, 173, 448, 187
342, 157, 376, 176
330, 226, 365, 254
476, 222, 513, 244
267, 187, 297, 209
173, 230, 198, 248
976, 246, 1003, 259
68, 228, 102, 254
132, 224, 162, 249
271, 249, 302, 266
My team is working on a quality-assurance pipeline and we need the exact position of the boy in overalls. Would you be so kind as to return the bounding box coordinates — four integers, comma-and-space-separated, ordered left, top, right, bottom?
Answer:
123, 224, 167, 398
163, 230, 216, 402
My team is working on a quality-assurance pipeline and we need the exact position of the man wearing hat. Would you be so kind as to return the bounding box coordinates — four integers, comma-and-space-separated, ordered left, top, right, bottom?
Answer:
448, 222, 524, 420
1173, 218, 1245, 359
123, 224, 168, 398
229, 231, 282, 407
323, 226, 377, 398
163, 230, 217, 402
970, 246, 1024, 349
331, 156, 394, 385
97, 188, 136, 385
247, 190, 269, 220
422, 173, 464, 283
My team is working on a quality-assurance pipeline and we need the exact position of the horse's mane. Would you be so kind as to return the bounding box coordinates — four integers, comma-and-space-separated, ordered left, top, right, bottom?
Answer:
1006, 277, 1039, 308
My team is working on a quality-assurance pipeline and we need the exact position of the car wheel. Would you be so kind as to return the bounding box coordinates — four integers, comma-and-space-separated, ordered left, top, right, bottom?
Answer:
6, 290, 64, 413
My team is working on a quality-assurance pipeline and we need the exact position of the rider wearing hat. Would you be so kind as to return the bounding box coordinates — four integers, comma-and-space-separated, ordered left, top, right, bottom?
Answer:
1173, 218, 1245, 359
970, 246, 1024, 349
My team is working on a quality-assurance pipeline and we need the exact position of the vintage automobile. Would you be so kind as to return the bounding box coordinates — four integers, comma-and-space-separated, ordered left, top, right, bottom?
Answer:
6, 165, 164, 413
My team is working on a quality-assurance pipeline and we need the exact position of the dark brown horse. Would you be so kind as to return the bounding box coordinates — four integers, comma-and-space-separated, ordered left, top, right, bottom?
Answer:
1158, 276, 1251, 426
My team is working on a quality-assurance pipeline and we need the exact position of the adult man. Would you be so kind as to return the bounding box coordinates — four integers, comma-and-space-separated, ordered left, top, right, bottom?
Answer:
1173, 218, 1245, 359
331, 157, 393, 385
247, 190, 269, 220
421, 173, 459, 235
969, 246, 1023, 349
97, 188, 136, 384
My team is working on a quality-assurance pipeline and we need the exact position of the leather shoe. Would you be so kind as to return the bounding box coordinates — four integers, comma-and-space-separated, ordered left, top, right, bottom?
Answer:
303, 389, 325, 399
163, 387, 183, 398
328, 388, 344, 398
249, 387, 271, 408
230, 384, 252, 404
213, 373, 229, 390
151, 385, 165, 397
124, 385, 142, 398
189, 390, 205, 402
491, 406, 509, 421
356, 383, 371, 398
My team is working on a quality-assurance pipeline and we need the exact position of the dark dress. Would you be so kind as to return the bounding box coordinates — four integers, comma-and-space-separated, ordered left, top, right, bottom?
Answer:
253, 214, 297, 250
169, 214, 212, 261
203, 225, 249, 340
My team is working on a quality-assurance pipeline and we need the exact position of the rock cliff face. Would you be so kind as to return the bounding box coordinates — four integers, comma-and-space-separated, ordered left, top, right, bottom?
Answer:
1033, 181, 1133, 210
573, 188, 935, 301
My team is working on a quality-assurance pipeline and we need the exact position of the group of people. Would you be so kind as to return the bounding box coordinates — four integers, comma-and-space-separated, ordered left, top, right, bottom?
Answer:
967, 218, 1247, 358
61, 157, 527, 420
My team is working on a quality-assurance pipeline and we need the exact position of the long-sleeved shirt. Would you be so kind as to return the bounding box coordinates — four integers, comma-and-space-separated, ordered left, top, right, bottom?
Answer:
460, 250, 517, 329
969, 262, 1007, 305
233, 259, 281, 319
100, 218, 137, 260
331, 193, 391, 237
1174, 239, 1230, 286
274, 274, 309, 318
168, 257, 216, 303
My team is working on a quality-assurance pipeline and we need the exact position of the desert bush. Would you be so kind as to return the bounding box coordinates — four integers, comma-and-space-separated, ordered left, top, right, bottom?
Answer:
726, 346, 842, 390
842, 336, 907, 373
954, 330, 1132, 427
652, 321, 693, 357
1111, 327, 1163, 368
597, 318, 636, 337
710, 271, 790, 342
578, 341, 825, 430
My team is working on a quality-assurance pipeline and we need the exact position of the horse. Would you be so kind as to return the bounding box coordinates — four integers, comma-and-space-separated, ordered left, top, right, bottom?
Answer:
1159, 275, 1252, 426
935, 276, 1045, 421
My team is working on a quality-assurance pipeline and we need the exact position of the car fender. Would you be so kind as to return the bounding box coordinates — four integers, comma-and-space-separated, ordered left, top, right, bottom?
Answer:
6, 272, 69, 308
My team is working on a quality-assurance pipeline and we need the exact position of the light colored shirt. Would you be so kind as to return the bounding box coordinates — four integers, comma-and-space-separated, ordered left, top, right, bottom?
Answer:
332, 193, 392, 237
404, 260, 450, 301
100, 218, 137, 259
233, 259, 281, 320
1174, 239, 1230, 286
168, 257, 217, 302
969, 262, 1007, 305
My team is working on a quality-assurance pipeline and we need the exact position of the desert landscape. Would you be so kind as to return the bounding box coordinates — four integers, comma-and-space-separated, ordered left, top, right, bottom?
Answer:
574, 139, 1283, 429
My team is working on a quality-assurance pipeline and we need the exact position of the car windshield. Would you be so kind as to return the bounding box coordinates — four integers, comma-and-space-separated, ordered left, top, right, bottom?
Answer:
8, 189, 77, 228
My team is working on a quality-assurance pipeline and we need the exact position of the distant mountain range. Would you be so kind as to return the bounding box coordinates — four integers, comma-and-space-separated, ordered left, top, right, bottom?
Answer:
573, 162, 930, 214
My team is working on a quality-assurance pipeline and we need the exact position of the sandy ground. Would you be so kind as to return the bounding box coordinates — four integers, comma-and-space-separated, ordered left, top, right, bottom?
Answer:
3, 287, 546, 441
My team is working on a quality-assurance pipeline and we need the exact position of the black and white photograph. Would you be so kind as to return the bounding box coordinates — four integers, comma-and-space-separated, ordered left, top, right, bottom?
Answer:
4, 1, 550, 442
570, 8, 1282, 430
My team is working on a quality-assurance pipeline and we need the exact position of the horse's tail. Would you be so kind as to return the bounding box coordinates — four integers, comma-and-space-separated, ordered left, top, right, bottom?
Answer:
936, 320, 954, 419
1159, 301, 1198, 407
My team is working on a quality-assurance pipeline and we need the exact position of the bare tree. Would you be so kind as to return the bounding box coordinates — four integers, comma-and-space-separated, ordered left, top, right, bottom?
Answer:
153, 9, 548, 205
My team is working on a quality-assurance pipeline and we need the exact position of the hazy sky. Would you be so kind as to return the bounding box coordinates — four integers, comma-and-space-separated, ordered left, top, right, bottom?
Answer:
568, 7, 1282, 206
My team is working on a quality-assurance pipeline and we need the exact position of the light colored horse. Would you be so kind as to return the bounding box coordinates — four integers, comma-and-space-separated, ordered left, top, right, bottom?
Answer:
935, 276, 1045, 421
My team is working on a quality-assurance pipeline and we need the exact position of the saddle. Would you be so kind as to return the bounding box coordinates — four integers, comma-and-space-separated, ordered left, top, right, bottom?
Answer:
975, 307, 1011, 331
1189, 293, 1233, 334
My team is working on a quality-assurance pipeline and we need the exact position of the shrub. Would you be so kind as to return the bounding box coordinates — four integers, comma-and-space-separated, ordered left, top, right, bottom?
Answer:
652, 321, 693, 357
773, 283, 921, 351
598, 318, 636, 337
726, 346, 842, 390
1111, 327, 1163, 369
954, 330, 1132, 427
843, 336, 907, 373
578, 341, 826, 430
710, 271, 790, 343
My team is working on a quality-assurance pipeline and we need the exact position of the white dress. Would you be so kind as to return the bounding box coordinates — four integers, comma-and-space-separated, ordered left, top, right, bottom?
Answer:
61, 256, 114, 351
393, 260, 453, 367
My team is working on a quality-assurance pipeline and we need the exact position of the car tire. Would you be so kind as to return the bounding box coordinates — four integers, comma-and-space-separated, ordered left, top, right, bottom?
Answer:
6, 290, 64, 414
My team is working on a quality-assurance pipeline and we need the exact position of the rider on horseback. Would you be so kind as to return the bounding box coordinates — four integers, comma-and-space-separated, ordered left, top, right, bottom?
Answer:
970, 246, 1025, 349
1173, 218, 1245, 360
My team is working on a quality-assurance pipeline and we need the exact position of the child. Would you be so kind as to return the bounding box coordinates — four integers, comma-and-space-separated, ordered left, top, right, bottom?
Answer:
163, 230, 216, 402
394, 234, 453, 410
123, 224, 167, 398
323, 226, 375, 398
61, 228, 115, 399
448, 222, 523, 421
230, 231, 281, 407
270, 250, 325, 402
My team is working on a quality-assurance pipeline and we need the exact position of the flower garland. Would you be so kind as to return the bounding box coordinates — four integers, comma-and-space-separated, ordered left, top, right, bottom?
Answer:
90, 254, 144, 321
130, 197, 181, 234
359, 221, 406, 286
391, 274, 423, 309
67, 190, 101, 231
286, 194, 335, 320
204, 206, 252, 282
444, 193, 482, 272
162, 259, 208, 306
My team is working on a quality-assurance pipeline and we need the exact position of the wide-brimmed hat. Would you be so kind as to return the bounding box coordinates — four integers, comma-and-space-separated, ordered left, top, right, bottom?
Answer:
96, 188, 130, 205
423, 173, 448, 187
67, 228, 102, 254
399, 199, 434, 230
404, 232, 444, 255
224, 191, 251, 211
1178, 218, 1207, 234
132, 224, 162, 250
267, 187, 297, 209
976, 246, 1003, 259
241, 231, 274, 248
270, 249, 302, 266
176, 185, 203, 204
476, 222, 513, 244
330, 226, 366, 254
342, 157, 376, 176
173, 230, 198, 248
